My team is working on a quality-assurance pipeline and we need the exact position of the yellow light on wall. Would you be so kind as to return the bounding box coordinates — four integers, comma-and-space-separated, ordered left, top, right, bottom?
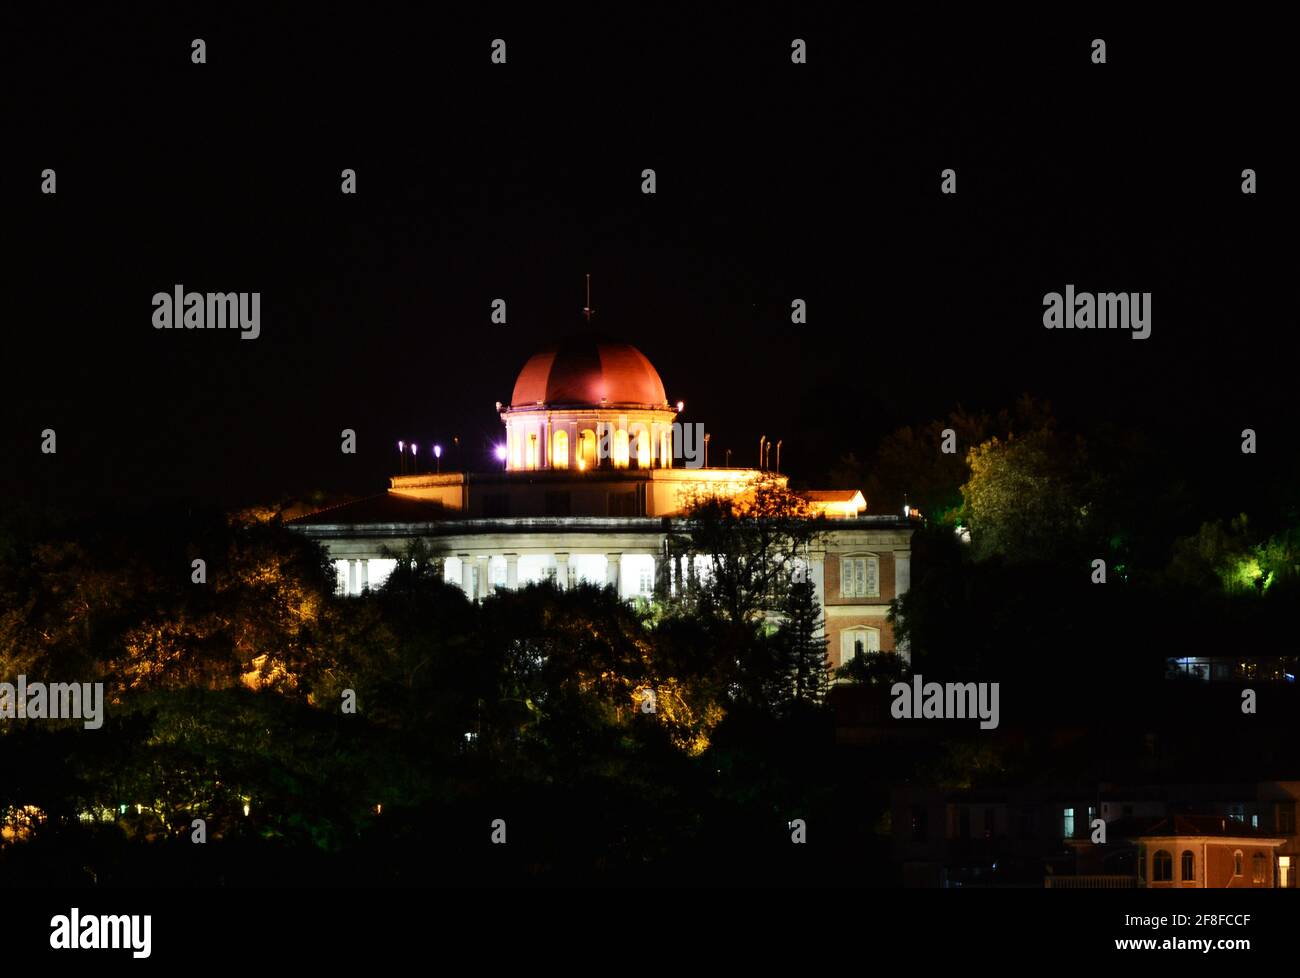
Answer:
553, 429, 569, 468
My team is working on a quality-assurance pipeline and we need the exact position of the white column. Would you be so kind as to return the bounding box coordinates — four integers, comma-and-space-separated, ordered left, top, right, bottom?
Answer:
358, 559, 369, 592
505, 553, 519, 589
476, 555, 490, 599
460, 554, 473, 596
606, 553, 621, 593
555, 553, 570, 590
895, 552, 911, 598
347, 559, 358, 595
810, 554, 827, 640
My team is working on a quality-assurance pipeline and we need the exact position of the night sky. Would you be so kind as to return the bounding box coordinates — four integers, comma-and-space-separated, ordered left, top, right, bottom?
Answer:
3, 14, 1291, 512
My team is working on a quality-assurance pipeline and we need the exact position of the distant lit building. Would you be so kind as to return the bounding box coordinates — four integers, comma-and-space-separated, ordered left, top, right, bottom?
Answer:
893, 781, 1299, 888
289, 333, 915, 663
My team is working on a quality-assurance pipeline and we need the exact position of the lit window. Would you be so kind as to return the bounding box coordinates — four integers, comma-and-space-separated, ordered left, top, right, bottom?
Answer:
553, 430, 569, 468
636, 428, 650, 468
638, 567, 654, 596
613, 429, 630, 468
1233, 850, 1243, 876
1181, 850, 1194, 881
527, 433, 539, 469
1062, 807, 1075, 838
840, 555, 879, 598
1153, 850, 1172, 882
840, 627, 879, 666
580, 429, 598, 469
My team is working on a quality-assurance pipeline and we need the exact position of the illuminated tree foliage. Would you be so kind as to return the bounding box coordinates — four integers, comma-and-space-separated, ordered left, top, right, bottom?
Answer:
960, 427, 1091, 564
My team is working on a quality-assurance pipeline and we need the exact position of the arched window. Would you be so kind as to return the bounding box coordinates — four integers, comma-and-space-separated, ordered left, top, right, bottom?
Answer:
1181, 850, 1194, 881
1253, 852, 1267, 884
552, 430, 569, 468
613, 429, 630, 468
840, 626, 879, 666
579, 429, 597, 470
635, 427, 650, 468
1153, 850, 1173, 882
1233, 850, 1244, 876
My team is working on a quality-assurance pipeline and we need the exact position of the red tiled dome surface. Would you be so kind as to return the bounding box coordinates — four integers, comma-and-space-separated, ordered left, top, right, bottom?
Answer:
510, 336, 668, 408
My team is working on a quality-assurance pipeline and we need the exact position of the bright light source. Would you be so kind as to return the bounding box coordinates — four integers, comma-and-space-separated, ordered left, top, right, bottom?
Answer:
434, 444, 442, 458
904, 505, 911, 517
412, 444, 418, 455
676, 401, 685, 412
397, 441, 404, 452
494, 444, 508, 461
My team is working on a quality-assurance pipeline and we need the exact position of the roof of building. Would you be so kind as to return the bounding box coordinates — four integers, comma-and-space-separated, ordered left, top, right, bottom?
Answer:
801, 490, 863, 502
287, 493, 451, 526
1112, 814, 1282, 840
509, 334, 669, 409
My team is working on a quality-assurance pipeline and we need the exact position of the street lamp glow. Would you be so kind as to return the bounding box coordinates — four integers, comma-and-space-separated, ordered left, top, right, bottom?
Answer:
495, 444, 508, 461
434, 444, 442, 459
676, 400, 685, 412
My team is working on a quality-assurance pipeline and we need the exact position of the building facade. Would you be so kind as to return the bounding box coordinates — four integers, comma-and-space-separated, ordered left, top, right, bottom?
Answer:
893, 782, 1298, 888
290, 334, 915, 667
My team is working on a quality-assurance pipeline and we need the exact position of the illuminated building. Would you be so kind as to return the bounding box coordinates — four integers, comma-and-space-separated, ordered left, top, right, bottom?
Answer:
290, 333, 915, 665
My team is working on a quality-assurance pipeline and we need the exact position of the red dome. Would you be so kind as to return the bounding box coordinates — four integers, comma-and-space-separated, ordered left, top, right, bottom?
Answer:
510, 336, 668, 408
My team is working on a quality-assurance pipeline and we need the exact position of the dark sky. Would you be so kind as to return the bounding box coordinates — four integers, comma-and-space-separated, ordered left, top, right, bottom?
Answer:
2, 13, 1292, 511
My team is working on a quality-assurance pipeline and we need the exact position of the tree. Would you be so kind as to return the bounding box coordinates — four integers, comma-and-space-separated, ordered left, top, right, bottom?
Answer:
680, 475, 822, 625
771, 579, 830, 709
860, 396, 1058, 520
960, 427, 1091, 564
